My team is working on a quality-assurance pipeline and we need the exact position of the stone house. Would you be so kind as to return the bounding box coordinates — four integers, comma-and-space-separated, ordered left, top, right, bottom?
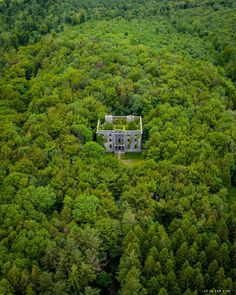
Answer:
96, 115, 142, 153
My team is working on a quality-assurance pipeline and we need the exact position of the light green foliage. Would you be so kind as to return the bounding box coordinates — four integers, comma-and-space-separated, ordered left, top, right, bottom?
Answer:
73, 195, 100, 223
28, 185, 56, 213
71, 124, 93, 143
80, 142, 105, 160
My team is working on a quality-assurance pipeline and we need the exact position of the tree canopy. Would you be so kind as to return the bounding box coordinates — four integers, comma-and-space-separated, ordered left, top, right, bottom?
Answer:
0, 0, 235, 294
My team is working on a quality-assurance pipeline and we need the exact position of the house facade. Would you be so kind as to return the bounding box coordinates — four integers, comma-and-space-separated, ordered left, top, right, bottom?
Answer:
96, 115, 142, 153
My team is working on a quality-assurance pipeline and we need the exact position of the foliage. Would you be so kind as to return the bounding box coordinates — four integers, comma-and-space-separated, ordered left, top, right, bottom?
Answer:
0, 0, 235, 294
73, 195, 100, 223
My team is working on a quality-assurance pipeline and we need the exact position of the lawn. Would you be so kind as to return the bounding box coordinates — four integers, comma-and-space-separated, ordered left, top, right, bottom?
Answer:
121, 152, 143, 160
115, 152, 144, 167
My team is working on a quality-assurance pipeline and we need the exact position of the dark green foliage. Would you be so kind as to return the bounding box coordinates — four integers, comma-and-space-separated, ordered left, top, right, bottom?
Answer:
0, 0, 235, 294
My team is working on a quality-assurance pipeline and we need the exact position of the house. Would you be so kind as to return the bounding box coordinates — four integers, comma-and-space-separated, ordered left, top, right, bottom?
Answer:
96, 115, 142, 153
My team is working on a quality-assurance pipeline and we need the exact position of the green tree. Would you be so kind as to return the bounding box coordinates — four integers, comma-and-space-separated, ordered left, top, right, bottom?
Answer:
73, 195, 100, 223
80, 142, 104, 160
71, 124, 93, 143
158, 288, 168, 295
0, 279, 14, 295
120, 267, 145, 295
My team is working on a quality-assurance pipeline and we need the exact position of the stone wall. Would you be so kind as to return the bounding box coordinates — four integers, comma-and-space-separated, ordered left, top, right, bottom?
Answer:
97, 130, 142, 152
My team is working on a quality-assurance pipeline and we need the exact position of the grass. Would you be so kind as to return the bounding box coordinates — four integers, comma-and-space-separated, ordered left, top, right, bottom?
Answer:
121, 152, 142, 160
99, 118, 141, 131
114, 152, 144, 168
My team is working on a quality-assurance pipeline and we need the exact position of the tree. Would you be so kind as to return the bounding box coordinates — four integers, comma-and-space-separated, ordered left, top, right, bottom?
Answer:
29, 185, 56, 213
179, 262, 193, 291
206, 239, 219, 261
120, 267, 145, 295
143, 254, 156, 278
208, 259, 219, 284
176, 242, 188, 267
192, 268, 204, 291
118, 243, 141, 285
0, 279, 14, 295
6, 264, 21, 292
217, 243, 230, 269
80, 142, 104, 160
73, 195, 100, 223
71, 124, 92, 143
214, 267, 225, 287
69, 264, 80, 292
217, 222, 229, 242
158, 288, 168, 295
95, 217, 121, 258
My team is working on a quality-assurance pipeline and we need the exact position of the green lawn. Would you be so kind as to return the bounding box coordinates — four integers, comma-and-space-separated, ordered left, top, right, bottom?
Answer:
114, 152, 144, 167
121, 152, 143, 160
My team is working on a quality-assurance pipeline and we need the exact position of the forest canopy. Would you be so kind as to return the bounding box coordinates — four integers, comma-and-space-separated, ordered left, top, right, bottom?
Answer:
0, 0, 236, 294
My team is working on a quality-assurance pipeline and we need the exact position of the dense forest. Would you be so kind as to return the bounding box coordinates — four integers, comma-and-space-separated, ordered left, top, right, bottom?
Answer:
0, 0, 236, 294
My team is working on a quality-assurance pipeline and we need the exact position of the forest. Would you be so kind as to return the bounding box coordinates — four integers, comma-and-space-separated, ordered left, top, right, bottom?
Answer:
0, 0, 236, 294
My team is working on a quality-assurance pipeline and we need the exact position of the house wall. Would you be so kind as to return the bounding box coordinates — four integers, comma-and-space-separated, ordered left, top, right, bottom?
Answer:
97, 130, 142, 152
